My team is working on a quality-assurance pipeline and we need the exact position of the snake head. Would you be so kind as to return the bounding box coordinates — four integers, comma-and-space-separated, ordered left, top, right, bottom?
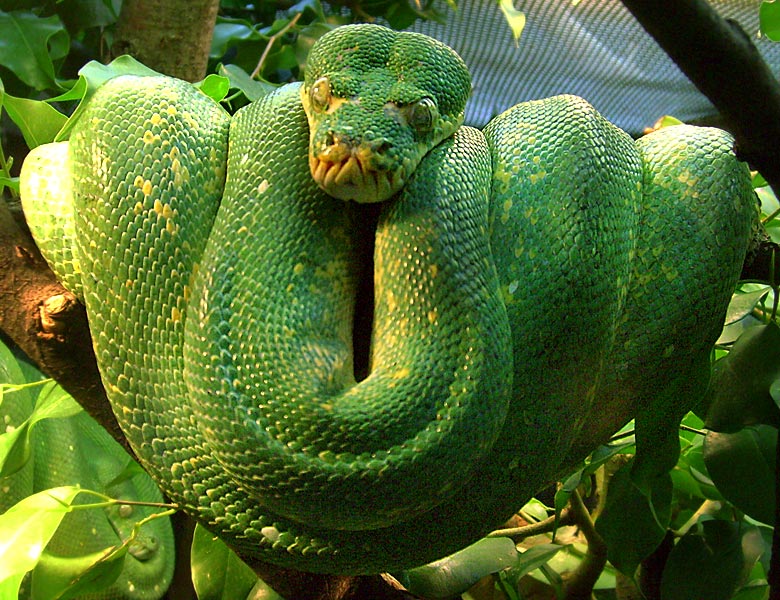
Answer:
302, 24, 471, 203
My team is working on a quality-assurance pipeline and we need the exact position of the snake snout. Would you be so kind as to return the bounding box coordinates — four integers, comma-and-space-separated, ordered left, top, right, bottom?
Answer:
310, 132, 404, 203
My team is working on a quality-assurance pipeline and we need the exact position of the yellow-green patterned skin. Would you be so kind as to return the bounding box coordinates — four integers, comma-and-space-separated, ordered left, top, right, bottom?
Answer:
19, 24, 756, 574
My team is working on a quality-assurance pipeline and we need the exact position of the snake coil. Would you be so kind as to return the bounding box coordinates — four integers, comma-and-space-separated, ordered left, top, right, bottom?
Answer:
20, 24, 756, 574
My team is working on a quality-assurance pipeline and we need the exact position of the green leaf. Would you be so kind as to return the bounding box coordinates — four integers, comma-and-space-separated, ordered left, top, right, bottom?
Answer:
660, 520, 743, 600
0, 572, 25, 600
217, 63, 276, 102
498, 0, 526, 45
0, 175, 19, 195
0, 10, 69, 91
2, 93, 67, 148
704, 323, 780, 432
0, 486, 83, 586
244, 578, 284, 600
553, 438, 634, 519
56, 0, 121, 30
30, 545, 127, 600
196, 74, 230, 103
595, 460, 672, 575
752, 171, 769, 189
398, 537, 518, 599
703, 425, 776, 525
760, 0, 780, 41
508, 543, 565, 581
724, 288, 772, 326
653, 115, 685, 128
0, 381, 81, 479
56, 55, 162, 142
191, 524, 258, 600
0, 334, 28, 392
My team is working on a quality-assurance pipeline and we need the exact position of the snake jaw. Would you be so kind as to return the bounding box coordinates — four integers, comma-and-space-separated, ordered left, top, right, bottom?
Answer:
310, 145, 403, 203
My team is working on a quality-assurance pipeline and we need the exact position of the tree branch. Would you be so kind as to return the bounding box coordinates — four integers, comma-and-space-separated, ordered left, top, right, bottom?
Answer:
619, 0, 780, 195
0, 201, 127, 451
112, 0, 220, 82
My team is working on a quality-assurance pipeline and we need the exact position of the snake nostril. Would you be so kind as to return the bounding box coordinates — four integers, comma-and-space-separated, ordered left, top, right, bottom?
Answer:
373, 140, 392, 154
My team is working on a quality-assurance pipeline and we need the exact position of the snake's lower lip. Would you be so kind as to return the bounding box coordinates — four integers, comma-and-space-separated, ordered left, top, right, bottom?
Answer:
310, 155, 400, 203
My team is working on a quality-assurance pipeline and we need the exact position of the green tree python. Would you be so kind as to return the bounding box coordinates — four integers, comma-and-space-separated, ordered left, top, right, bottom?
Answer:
19, 24, 757, 574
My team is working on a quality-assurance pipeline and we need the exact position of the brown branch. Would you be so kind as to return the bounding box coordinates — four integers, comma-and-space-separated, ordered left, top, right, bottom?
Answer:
619, 0, 780, 195
112, 0, 220, 82
562, 490, 608, 600
0, 200, 127, 451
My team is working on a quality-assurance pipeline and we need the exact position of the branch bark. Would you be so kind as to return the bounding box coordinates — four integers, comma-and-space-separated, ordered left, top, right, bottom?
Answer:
619, 0, 780, 195
0, 201, 127, 451
112, 0, 220, 82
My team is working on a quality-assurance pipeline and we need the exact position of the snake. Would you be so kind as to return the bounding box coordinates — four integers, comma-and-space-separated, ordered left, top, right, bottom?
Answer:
0, 341, 174, 599
19, 24, 757, 575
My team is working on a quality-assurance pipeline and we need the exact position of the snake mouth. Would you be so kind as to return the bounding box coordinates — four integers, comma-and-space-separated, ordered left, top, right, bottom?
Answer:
310, 154, 402, 203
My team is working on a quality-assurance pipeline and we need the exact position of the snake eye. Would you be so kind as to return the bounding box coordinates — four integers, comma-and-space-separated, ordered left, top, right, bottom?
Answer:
406, 97, 437, 133
310, 77, 331, 112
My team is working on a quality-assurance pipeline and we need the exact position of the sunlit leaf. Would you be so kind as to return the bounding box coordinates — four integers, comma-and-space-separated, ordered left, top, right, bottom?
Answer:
30, 545, 127, 600
0, 486, 83, 584
498, 0, 526, 45
196, 73, 230, 103
217, 63, 276, 102
0, 380, 81, 479
3, 94, 68, 149
56, 55, 162, 142
760, 0, 780, 41
724, 288, 771, 326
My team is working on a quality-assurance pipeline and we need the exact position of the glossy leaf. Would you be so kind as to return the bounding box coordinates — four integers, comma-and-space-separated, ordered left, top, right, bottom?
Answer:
724, 287, 771, 326
498, 0, 526, 44
30, 545, 127, 600
507, 543, 565, 581
56, 55, 162, 142
217, 63, 276, 102
196, 73, 231, 103
705, 322, 780, 432
2, 94, 67, 148
660, 520, 743, 600
595, 460, 672, 575
703, 425, 777, 526
0, 380, 82, 479
244, 578, 284, 600
760, 0, 780, 41
0, 486, 83, 586
0, 10, 68, 90
191, 524, 258, 600
400, 537, 518, 599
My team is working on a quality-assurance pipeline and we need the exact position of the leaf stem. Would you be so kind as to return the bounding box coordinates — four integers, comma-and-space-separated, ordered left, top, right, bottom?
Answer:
763, 205, 780, 225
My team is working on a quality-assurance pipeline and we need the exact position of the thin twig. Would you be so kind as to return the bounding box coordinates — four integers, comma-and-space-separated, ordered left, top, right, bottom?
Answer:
487, 507, 574, 541
250, 12, 302, 80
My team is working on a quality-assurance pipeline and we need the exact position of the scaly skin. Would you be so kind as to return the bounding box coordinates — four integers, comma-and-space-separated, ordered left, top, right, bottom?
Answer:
19, 24, 756, 574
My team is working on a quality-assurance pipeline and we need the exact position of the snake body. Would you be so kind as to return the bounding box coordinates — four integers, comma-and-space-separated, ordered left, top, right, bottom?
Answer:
20, 24, 756, 574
